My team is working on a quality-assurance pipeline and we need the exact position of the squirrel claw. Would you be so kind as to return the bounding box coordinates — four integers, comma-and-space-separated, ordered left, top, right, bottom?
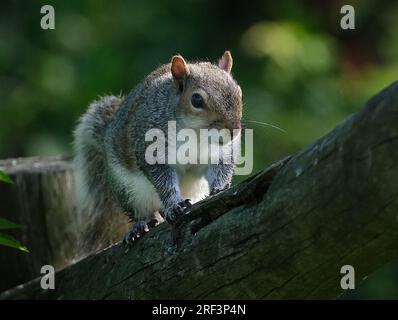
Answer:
184, 199, 192, 208
123, 218, 158, 246
164, 200, 192, 224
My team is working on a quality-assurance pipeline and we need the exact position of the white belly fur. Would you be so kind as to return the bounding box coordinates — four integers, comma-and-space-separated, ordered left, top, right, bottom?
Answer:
120, 170, 163, 218
114, 166, 209, 219
178, 171, 209, 204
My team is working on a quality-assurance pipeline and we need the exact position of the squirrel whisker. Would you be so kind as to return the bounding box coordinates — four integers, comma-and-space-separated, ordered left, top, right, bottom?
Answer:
242, 120, 286, 133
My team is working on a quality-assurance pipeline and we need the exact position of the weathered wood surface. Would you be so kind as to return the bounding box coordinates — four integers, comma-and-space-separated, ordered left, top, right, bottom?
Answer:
1, 81, 398, 299
0, 156, 78, 292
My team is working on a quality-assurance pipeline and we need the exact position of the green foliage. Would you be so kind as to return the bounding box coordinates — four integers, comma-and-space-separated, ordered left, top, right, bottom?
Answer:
0, 170, 13, 184
0, 217, 23, 230
0, 218, 29, 253
0, 232, 29, 253
0, 172, 29, 252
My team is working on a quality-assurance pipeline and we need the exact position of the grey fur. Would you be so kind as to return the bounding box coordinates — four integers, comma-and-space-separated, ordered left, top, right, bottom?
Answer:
73, 53, 242, 253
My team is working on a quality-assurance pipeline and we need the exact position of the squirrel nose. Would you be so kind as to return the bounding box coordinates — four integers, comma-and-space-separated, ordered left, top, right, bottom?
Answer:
212, 120, 241, 138
213, 119, 241, 129
226, 120, 241, 132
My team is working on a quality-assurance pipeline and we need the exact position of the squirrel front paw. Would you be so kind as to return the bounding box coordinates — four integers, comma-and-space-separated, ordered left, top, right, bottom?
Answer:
123, 218, 158, 245
163, 199, 192, 224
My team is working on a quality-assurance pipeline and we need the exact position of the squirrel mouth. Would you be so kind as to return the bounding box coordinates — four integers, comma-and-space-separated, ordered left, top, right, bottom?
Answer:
217, 129, 241, 145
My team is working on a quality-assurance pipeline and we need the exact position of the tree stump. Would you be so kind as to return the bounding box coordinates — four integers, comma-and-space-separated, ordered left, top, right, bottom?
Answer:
0, 156, 78, 292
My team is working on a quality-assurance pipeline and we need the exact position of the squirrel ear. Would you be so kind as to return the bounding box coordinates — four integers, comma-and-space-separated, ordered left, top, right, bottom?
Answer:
171, 55, 190, 81
218, 51, 233, 73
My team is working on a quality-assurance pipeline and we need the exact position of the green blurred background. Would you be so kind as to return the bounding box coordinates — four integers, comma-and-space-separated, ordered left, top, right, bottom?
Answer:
0, 0, 397, 298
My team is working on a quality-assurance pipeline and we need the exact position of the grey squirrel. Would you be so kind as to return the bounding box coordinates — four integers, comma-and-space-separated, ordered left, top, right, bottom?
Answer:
73, 51, 243, 254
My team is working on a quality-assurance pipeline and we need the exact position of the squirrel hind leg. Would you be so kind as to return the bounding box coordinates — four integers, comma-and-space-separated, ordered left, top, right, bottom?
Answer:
123, 211, 164, 246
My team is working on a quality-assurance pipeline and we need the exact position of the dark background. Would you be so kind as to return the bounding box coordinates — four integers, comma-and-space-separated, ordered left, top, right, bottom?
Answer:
0, 0, 397, 298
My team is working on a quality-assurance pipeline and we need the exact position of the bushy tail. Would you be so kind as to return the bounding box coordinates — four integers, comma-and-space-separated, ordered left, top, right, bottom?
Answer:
73, 96, 129, 257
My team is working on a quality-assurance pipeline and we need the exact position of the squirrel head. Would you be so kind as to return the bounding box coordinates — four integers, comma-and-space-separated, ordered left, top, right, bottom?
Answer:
170, 51, 242, 137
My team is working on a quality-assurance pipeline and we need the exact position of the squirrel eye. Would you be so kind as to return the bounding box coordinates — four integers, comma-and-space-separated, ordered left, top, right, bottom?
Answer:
191, 93, 204, 109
